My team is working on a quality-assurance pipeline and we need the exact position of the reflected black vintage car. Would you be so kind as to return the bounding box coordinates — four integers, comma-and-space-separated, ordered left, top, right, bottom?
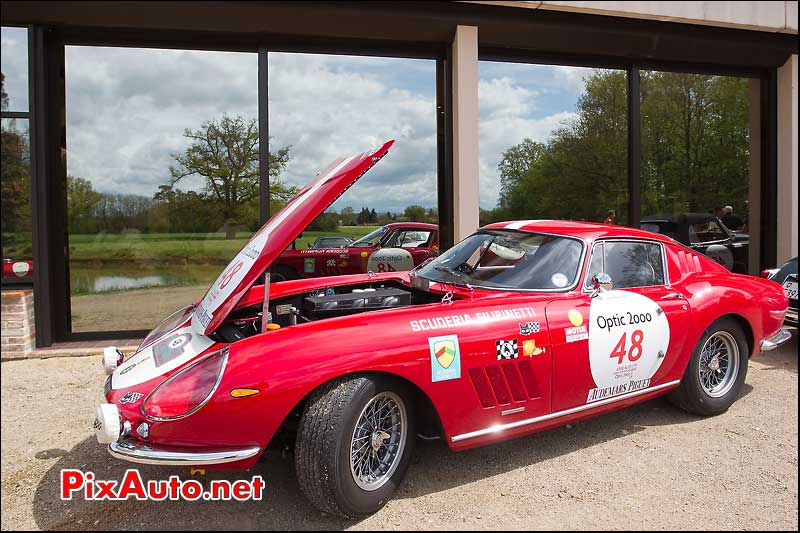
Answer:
762, 257, 798, 327
641, 213, 748, 274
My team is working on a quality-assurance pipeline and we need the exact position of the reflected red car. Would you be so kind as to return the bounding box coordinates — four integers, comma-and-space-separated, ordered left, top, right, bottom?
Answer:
272, 222, 438, 281
94, 140, 792, 518
2, 258, 33, 285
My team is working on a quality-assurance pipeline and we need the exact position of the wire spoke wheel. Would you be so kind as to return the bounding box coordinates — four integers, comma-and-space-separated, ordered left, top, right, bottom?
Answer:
349, 391, 407, 492
697, 331, 740, 398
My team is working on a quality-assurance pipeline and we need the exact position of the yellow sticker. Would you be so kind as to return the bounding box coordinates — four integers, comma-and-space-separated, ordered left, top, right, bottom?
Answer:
523, 340, 545, 357
568, 309, 584, 327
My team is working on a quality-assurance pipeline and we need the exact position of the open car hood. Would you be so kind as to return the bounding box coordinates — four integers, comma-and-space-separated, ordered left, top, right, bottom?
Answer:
193, 140, 394, 335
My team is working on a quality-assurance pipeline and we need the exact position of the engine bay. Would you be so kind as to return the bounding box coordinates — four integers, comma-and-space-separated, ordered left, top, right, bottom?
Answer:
212, 280, 444, 343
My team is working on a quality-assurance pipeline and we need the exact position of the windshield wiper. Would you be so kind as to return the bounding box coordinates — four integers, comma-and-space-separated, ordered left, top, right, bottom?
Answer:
433, 265, 470, 286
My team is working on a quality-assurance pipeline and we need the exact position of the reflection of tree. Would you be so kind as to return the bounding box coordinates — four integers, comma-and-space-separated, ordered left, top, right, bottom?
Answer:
618, 243, 662, 287
1, 72, 32, 258
488, 70, 749, 224
169, 115, 294, 238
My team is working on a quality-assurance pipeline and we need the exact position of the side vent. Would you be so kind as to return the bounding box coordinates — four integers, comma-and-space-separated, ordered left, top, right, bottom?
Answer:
468, 361, 543, 408
468, 368, 496, 408
484, 365, 512, 405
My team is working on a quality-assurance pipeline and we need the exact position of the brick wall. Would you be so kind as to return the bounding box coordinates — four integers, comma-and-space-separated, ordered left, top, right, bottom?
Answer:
1, 289, 36, 359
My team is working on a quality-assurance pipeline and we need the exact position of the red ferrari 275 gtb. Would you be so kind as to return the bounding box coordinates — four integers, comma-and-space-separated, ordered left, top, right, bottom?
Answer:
95, 140, 791, 517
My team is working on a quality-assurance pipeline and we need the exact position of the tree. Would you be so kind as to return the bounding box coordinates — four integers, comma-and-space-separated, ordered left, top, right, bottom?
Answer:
66, 176, 102, 233
403, 205, 427, 222
497, 69, 749, 224
169, 115, 293, 238
1, 73, 33, 257
497, 138, 546, 210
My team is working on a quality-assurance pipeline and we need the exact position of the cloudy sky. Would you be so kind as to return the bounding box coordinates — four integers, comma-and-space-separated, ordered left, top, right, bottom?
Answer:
2, 26, 594, 212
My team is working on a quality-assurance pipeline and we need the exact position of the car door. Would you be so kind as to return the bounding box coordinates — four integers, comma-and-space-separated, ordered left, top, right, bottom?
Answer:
548, 239, 691, 412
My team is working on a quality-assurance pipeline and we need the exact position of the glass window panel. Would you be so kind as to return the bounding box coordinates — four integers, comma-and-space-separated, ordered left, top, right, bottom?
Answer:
65, 46, 257, 332
1, 118, 32, 283
602, 241, 665, 288
1, 27, 29, 112
640, 71, 752, 274
267, 52, 438, 279
479, 62, 628, 226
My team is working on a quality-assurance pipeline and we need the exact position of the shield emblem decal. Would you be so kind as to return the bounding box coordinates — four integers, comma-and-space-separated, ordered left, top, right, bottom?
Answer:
434, 340, 456, 369
428, 334, 461, 382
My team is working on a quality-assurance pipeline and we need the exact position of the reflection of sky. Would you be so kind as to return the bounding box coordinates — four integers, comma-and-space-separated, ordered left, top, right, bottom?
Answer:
2, 26, 601, 212
1, 27, 29, 111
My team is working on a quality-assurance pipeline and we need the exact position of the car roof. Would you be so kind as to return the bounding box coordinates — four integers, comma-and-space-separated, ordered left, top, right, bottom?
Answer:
385, 222, 438, 230
483, 220, 674, 244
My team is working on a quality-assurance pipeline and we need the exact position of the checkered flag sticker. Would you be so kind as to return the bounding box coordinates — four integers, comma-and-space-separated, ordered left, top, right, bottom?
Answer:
519, 322, 540, 335
496, 339, 519, 360
119, 392, 144, 405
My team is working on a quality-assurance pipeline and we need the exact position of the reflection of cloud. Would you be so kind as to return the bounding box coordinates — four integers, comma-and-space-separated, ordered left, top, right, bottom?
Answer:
267, 52, 437, 212
478, 73, 576, 208
1, 27, 30, 112
63, 47, 439, 213
65, 46, 258, 197
57, 44, 592, 213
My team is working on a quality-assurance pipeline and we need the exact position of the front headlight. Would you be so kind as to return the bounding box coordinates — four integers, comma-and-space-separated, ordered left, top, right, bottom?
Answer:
141, 347, 229, 421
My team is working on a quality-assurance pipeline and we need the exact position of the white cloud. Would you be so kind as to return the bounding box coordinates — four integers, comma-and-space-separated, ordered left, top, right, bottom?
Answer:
267, 52, 437, 212
478, 76, 576, 209
63, 48, 438, 213
1, 27, 29, 112
61, 46, 588, 215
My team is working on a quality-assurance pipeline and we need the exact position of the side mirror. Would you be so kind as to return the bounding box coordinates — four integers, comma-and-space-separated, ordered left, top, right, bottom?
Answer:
590, 272, 613, 298
307, 243, 312, 248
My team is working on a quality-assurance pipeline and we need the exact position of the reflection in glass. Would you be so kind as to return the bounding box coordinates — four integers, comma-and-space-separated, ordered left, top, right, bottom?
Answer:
478, 63, 628, 225
1, 26, 29, 112
65, 46, 258, 332
640, 71, 751, 273
1, 118, 32, 268
268, 52, 438, 222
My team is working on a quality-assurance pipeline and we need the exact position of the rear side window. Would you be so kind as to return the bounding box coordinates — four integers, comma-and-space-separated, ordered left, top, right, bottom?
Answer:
586, 241, 666, 289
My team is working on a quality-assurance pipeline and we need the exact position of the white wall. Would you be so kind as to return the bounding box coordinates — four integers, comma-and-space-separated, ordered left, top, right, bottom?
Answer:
777, 54, 798, 263
486, 1, 799, 34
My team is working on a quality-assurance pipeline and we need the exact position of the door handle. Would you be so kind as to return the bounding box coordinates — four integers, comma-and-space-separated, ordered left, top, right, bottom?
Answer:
660, 292, 684, 300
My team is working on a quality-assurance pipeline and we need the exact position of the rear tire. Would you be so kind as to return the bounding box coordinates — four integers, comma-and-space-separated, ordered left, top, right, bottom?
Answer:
295, 375, 415, 518
668, 317, 748, 416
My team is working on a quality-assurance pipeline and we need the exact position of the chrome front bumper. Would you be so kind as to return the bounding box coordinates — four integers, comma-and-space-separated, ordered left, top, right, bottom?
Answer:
109, 437, 261, 466
760, 328, 793, 352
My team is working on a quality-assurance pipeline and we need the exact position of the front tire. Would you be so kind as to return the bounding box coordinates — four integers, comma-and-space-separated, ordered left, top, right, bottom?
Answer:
294, 375, 415, 518
668, 317, 748, 416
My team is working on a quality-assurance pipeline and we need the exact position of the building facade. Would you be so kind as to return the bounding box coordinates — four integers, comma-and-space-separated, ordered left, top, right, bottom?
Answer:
1, 1, 797, 349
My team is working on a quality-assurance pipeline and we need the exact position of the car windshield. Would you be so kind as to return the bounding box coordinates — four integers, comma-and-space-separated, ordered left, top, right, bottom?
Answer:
414, 230, 584, 290
351, 226, 388, 248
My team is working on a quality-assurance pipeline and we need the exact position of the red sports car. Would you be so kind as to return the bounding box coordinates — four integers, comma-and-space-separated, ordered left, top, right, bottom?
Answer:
272, 221, 438, 281
2, 257, 34, 285
95, 140, 791, 518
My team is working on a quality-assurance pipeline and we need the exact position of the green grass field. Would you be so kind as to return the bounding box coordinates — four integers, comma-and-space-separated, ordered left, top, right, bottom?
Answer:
66, 226, 381, 263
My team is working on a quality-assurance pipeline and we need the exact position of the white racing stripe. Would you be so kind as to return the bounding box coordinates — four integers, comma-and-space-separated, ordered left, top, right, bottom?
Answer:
504, 220, 547, 230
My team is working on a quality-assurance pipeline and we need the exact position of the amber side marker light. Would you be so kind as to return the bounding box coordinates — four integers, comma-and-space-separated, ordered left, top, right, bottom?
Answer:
231, 388, 260, 398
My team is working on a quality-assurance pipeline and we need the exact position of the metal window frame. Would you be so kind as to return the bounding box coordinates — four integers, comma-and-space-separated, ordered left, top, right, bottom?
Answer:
477, 47, 777, 273
28, 26, 452, 343
11, 12, 787, 345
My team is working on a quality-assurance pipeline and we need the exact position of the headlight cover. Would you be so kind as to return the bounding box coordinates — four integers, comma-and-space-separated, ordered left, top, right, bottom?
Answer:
141, 347, 229, 421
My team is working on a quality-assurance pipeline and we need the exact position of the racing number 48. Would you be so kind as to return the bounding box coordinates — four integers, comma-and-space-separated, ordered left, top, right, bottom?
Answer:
610, 330, 644, 364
